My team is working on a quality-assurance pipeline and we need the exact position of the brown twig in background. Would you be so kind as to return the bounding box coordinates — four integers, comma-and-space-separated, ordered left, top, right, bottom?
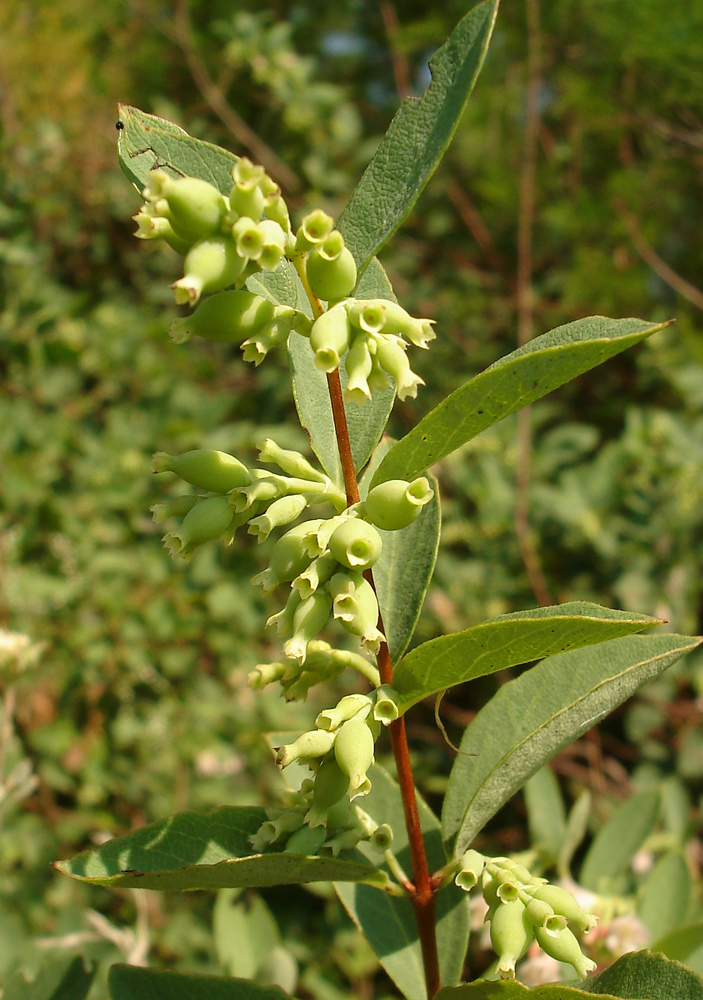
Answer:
514, 0, 552, 608
446, 180, 515, 288
381, 2, 411, 101
619, 206, 703, 312
173, 0, 300, 192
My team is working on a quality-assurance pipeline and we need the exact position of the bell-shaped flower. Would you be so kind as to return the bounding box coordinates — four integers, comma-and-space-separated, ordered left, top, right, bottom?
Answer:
282, 590, 333, 663
328, 518, 382, 571
248, 494, 309, 542
168, 289, 275, 345
334, 716, 376, 798
153, 448, 251, 494
374, 334, 424, 401
275, 728, 336, 768
162, 495, 233, 558
306, 230, 357, 302
364, 477, 434, 531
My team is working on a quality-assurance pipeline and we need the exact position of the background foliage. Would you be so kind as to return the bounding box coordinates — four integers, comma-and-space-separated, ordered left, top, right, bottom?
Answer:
2, 0, 703, 994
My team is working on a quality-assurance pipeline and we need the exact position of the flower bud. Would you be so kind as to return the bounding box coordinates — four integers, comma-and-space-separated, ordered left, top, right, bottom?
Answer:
372, 686, 400, 725
306, 515, 347, 557
248, 660, 287, 690
455, 850, 487, 892
284, 824, 326, 856
275, 728, 336, 768
529, 884, 598, 933
267, 588, 302, 638
345, 334, 374, 404
248, 494, 309, 542
534, 924, 596, 978
163, 495, 233, 558
296, 209, 334, 252
152, 449, 251, 494
310, 304, 351, 373
230, 476, 282, 514
370, 824, 393, 852
232, 156, 266, 190
525, 898, 567, 935
133, 207, 192, 254
257, 220, 287, 271
334, 717, 375, 797
364, 477, 434, 531
168, 289, 275, 345
316, 693, 373, 732
144, 170, 226, 242
241, 311, 295, 364
490, 899, 533, 980
150, 495, 199, 523
305, 755, 350, 828
251, 521, 317, 594
379, 301, 436, 349
258, 439, 327, 484
347, 300, 386, 335
328, 572, 384, 652
326, 797, 354, 831
374, 334, 424, 401
324, 824, 366, 856
229, 179, 265, 222
283, 591, 333, 663
232, 216, 265, 261
306, 232, 357, 302
264, 192, 291, 233
172, 237, 247, 306
293, 551, 338, 599
329, 518, 382, 571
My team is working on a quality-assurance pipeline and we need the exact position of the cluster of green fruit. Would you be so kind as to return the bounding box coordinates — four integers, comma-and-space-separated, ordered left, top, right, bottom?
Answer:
134, 162, 431, 397
454, 851, 598, 980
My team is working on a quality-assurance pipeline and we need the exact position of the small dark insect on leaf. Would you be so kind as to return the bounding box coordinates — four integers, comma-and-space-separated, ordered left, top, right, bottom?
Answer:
115, 121, 125, 130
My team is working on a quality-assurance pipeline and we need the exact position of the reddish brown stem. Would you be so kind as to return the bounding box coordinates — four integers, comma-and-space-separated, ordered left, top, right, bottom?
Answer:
324, 363, 440, 998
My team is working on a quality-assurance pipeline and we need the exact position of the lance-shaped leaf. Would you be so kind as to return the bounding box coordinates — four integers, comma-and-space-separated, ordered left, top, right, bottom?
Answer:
442, 633, 701, 856
580, 949, 703, 998
54, 806, 390, 891
436, 982, 619, 1000
338, 0, 499, 271
108, 965, 292, 1000
117, 104, 238, 195
336, 764, 469, 1000
579, 789, 661, 892
371, 317, 670, 487
652, 921, 703, 971
287, 258, 396, 483
393, 602, 660, 712
638, 851, 691, 941
4, 955, 95, 1000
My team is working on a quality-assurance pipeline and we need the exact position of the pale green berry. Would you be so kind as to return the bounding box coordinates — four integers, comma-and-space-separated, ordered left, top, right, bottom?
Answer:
296, 209, 334, 252
310, 304, 351, 373
490, 899, 533, 980
306, 231, 357, 302
305, 755, 351, 828
372, 686, 400, 725
334, 717, 376, 797
455, 850, 487, 891
152, 449, 251, 494
379, 300, 436, 349
248, 494, 309, 543
345, 333, 374, 404
534, 924, 596, 978
328, 518, 382, 570
530, 884, 598, 933
364, 477, 434, 531
316, 693, 373, 732
284, 824, 326, 855
347, 300, 386, 334
163, 495, 233, 558
275, 728, 335, 768
172, 236, 247, 306
258, 439, 327, 483
150, 495, 199, 523
283, 591, 333, 663
374, 334, 424, 400
145, 170, 226, 242
168, 289, 275, 345
251, 521, 317, 595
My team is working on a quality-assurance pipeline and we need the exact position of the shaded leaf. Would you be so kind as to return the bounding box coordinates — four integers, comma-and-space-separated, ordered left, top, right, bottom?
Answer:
442, 634, 701, 856
287, 258, 396, 484
4, 955, 95, 1000
559, 790, 592, 874
335, 765, 469, 1000
580, 949, 703, 998
524, 766, 567, 858
393, 603, 660, 712
436, 982, 618, 999
108, 965, 292, 1000
579, 789, 660, 892
653, 921, 703, 968
338, 0, 499, 271
638, 851, 691, 941
55, 806, 389, 890
371, 317, 669, 487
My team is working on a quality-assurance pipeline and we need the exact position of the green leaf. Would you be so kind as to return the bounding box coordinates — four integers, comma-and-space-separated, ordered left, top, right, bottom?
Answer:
436, 982, 619, 1000
579, 789, 661, 892
559, 790, 592, 874
288, 258, 397, 484
580, 949, 703, 998
54, 806, 389, 891
4, 955, 95, 1000
371, 317, 670, 487
442, 633, 701, 856
393, 603, 660, 712
117, 104, 238, 195
214, 891, 281, 980
638, 851, 691, 941
335, 764, 469, 1000
108, 965, 292, 1000
524, 766, 567, 858
372, 473, 441, 664
337, 0, 498, 271
652, 921, 703, 969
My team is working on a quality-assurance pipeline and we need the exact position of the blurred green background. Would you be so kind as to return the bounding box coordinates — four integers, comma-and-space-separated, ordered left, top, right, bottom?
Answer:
2, 0, 703, 993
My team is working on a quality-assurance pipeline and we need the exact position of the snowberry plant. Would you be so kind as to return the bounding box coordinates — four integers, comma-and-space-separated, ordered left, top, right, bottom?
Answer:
56, 4, 703, 999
